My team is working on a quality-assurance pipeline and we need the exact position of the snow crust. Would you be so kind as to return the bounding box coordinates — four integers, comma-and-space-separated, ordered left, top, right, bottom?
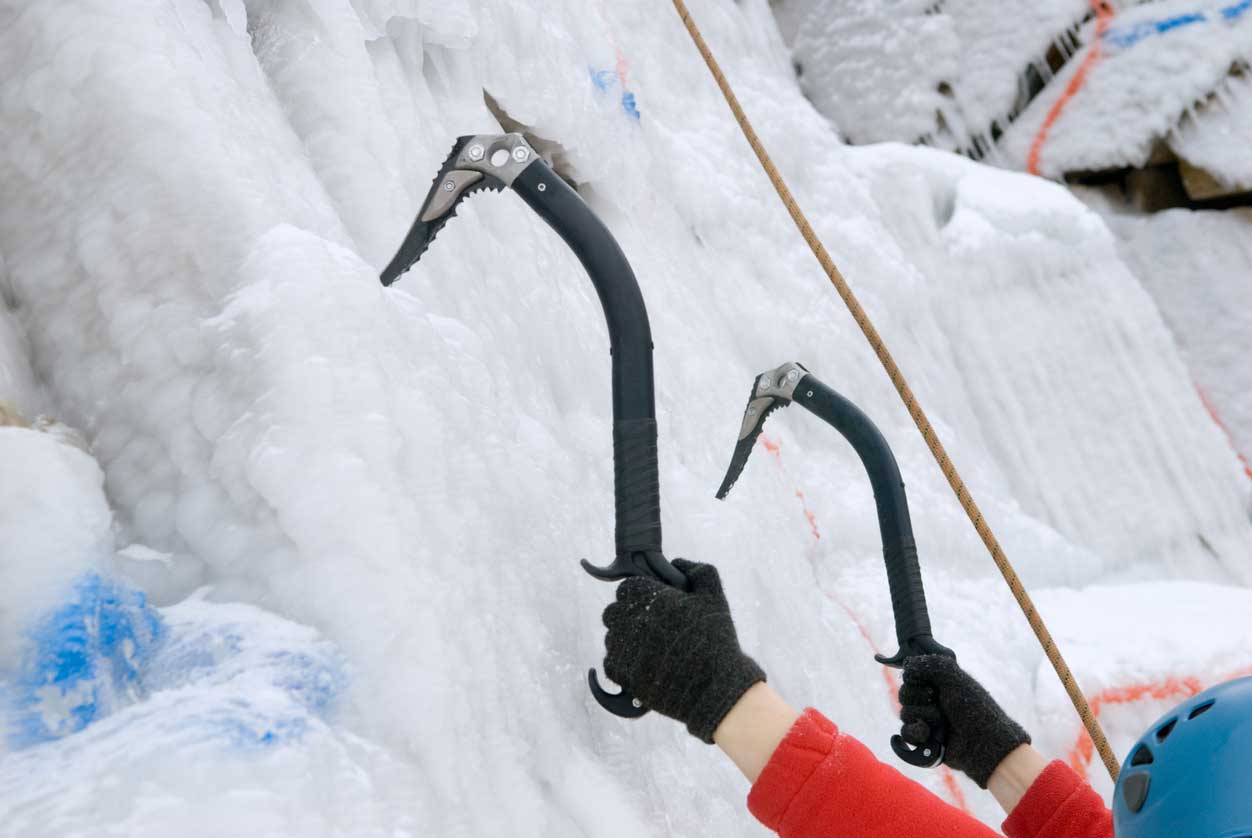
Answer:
0, 430, 112, 664
1, 0, 1250, 834
1169, 69, 1252, 189
776, 0, 1252, 182
1086, 199, 1252, 465
774, 0, 1090, 149
999, 0, 1252, 177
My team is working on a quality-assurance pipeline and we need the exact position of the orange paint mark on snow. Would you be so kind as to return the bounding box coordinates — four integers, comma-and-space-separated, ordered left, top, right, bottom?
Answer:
834, 598, 903, 713
1026, 1, 1116, 177
759, 435, 821, 540
615, 49, 631, 90
1065, 666, 1252, 779
761, 435, 969, 812
796, 490, 822, 541
1196, 386, 1252, 480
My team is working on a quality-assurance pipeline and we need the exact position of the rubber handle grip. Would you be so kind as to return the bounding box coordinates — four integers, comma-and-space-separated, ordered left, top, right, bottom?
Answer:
613, 418, 662, 556
882, 536, 932, 650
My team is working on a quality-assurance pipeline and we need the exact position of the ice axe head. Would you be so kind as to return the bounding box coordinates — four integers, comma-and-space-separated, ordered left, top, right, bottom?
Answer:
379, 133, 540, 286
715, 361, 809, 499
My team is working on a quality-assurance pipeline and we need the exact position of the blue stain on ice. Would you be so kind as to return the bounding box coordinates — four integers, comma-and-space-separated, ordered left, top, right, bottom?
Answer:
589, 67, 642, 120
202, 648, 346, 749
1222, 0, 1252, 20
1103, 2, 1250, 50
4, 573, 164, 748
3, 574, 347, 752
139, 603, 349, 751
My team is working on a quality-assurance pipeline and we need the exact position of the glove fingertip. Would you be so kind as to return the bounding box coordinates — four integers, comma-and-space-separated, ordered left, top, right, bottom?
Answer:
670, 558, 699, 574
615, 576, 657, 603
685, 563, 724, 595
903, 654, 958, 684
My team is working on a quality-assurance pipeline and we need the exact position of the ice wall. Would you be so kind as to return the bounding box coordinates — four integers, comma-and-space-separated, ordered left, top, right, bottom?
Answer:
0, 255, 41, 419
1088, 200, 1252, 469
1, 0, 1251, 833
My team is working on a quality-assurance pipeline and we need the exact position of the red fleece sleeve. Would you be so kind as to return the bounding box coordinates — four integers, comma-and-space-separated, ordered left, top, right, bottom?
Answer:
1001, 761, 1113, 838
747, 709, 1001, 838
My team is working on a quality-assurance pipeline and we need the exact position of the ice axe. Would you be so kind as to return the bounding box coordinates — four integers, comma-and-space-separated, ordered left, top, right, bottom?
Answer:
380, 133, 688, 719
717, 361, 955, 768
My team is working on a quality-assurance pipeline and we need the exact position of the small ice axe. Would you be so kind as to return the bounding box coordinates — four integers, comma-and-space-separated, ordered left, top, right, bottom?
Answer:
380, 133, 689, 719
717, 361, 956, 768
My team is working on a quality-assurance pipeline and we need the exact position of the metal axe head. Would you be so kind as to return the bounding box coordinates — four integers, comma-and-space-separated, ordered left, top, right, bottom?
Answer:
715, 361, 809, 499
379, 133, 539, 286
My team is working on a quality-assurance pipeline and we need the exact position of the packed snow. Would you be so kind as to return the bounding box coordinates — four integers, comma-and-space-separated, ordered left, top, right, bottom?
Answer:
1168, 68, 1252, 190
776, 0, 1252, 183
1078, 195, 1252, 469
1, 0, 1250, 835
998, 0, 1252, 178
772, 0, 1091, 151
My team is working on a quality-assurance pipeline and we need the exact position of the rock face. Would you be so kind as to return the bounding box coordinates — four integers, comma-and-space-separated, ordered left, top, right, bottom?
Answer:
775, 0, 1252, 196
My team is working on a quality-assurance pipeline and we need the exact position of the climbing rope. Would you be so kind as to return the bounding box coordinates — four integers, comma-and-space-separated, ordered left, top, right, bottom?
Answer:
669, 0, 1121, 782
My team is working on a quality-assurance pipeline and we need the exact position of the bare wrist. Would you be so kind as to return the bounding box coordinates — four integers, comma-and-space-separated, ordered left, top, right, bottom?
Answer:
713, 682, 800, 783
987, 744, 1049, 814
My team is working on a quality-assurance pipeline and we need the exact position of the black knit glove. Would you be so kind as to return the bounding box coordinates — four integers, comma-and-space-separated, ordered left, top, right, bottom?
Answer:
601, 559, 766, 743
899, 655, 1031, 788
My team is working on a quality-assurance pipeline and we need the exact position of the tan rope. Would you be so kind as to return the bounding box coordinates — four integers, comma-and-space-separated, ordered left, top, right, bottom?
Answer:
670, 0, 1120, 782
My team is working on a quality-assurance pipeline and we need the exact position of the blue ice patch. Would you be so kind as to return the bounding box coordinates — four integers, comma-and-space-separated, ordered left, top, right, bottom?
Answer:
213, 648, 345, 749
588, 66, 642, 121
1222, 0, 1252, 21
4, 573, 165, 748
139, 604, 348, 751
590, 68, 616, 92
620, 91, 641, 121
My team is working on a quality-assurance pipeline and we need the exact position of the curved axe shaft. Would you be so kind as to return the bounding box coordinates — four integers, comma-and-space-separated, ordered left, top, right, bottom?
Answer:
380, 134, 688, 720
718, 362, 954, 768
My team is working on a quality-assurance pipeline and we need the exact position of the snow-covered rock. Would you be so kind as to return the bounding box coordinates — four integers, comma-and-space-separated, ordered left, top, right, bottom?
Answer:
776, 0, 1252, 188
1000, 0, 1252, 179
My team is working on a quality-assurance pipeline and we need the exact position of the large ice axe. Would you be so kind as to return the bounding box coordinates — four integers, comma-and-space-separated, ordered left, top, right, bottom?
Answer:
717, 361, 955, 767
380, 133, 688, 719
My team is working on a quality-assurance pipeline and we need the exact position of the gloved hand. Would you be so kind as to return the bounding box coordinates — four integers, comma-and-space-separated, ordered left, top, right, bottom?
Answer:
601, 559, 766, 744
899, 654, 1031, 788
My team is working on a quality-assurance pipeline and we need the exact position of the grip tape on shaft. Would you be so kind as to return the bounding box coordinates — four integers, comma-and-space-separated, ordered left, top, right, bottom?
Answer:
613, 419, 662, 555
883, 536, 932, 645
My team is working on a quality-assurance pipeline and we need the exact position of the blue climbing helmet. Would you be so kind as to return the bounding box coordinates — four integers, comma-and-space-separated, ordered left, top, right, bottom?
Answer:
1113, 675, 1252, 837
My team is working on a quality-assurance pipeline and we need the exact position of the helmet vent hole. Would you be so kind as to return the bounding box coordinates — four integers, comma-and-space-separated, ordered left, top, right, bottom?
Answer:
1188, 700, 1215, 720
1155, 718, 1178, 742
1130, 744, 1154, 766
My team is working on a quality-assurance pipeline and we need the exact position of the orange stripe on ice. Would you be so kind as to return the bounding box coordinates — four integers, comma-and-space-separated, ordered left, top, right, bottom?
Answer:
760, 436, 822, 539
1196, 386, 1252, 480
1026, 1, 1115, 176
759, 435, 970, 812
1066, 666, 1252, 779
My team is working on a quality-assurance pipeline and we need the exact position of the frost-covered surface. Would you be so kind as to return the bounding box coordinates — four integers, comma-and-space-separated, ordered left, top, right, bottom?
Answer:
776, 0, 1252, 183
1, 0, 1251, 834
1083, 197, 1252, 466
1169, 69, 1252, 189
1, 595, 359, 837
0, 429, 113, 663
0, 258, 41, 418
773, 0, 1090, 149
1000, 0, 1252, 177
